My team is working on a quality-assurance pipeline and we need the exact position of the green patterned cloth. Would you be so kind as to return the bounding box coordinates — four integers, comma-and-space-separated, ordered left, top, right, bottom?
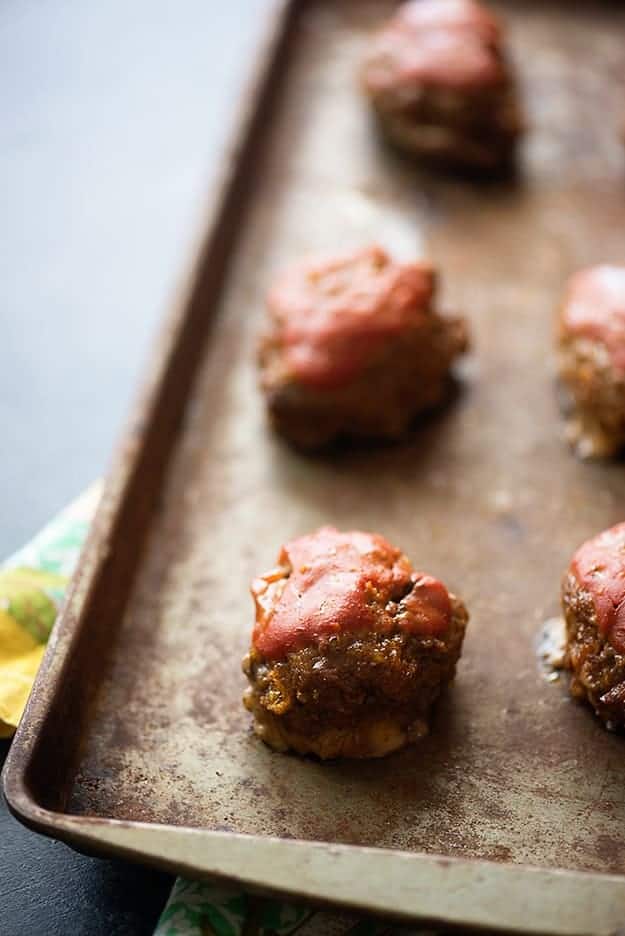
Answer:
156, 880, 386, 935
0, 485, 100, 738
154, 879, 437, 935
1, 487, 437, 936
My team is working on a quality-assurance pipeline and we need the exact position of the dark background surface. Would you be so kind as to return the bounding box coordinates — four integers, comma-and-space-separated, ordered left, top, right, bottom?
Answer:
1, 2, 267, 933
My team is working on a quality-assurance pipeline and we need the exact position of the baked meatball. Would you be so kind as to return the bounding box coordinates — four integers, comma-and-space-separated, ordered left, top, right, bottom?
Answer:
242, 526, 469, 759
258, 246, 468, 449
562, 523, 625, 728
557, 266, 625, 458
361, 0, 523, 172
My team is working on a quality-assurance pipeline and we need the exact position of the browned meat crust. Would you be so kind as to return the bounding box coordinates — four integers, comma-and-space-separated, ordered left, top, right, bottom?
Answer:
561, 572, 625, 728
243, 598, 468, 760
557, 267, 625, 458
261, 316, 466, 449
370, 83, 521, 173
558, 337, 625, 458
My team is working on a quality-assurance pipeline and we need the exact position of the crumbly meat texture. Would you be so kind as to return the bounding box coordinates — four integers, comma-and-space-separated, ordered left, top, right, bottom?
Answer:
259, 247, 468, 450
242, 527, 468, 759
370, 85, 521, 173
557, 267, 625, 458
561, 572, 625, 728
361, 0, 523, 172
243, 600, 467, 759
557, 336, 625, 458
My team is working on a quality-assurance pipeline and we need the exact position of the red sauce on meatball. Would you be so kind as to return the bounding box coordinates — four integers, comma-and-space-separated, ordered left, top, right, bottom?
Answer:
561, 266, 625, 375
267, 246, 434, 391
571, 522, 625, 654
396, 0, 501, 40
365, 0, 505, 94
252, 526, 452, 659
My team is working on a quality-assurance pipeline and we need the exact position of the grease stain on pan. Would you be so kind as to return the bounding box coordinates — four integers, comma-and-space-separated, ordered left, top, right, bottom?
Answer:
537, 616, 567, 677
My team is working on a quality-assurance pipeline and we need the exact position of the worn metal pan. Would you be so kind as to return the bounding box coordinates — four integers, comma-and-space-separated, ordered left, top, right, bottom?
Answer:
5, 1, 625, 932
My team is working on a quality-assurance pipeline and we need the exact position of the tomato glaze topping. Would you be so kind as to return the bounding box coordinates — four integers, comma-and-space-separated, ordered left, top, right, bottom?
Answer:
571, 522, 625, 654
268, 246, 434, 391
396, 0, 501, 44
252, 526, 452, 659
365, 0, 505, 94
561, 266, 625, 375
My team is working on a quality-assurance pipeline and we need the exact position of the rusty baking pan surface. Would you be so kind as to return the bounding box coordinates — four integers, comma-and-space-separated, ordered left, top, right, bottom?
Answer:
5, 1, 625, 933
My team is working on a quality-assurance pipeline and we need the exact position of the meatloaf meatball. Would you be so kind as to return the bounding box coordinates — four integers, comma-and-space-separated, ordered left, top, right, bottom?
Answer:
557, 266, 625, 458
562, 523, 625, 728
258, 246, 468, 449
242, 526, 469, 759
361, 0, 523, 172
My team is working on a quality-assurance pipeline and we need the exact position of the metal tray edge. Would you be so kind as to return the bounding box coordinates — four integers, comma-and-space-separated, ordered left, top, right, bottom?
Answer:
4, 789, 625, 936
1, 0, 295, 847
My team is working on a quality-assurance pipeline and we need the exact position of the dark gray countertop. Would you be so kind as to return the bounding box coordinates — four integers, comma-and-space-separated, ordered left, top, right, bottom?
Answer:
1, 2, 267, 932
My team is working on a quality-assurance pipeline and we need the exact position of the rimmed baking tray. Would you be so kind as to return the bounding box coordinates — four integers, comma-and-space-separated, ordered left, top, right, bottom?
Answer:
5, 1, 625, 932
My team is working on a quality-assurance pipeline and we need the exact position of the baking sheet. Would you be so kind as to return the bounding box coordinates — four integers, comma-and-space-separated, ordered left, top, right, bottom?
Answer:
5, 2, 625, 932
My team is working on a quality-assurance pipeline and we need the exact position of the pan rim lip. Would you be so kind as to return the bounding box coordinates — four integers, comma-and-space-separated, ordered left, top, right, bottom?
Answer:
2, 0, 299, 874
1, 0, 297, 836
9, 778, 625, 936
5, 770, 625, 891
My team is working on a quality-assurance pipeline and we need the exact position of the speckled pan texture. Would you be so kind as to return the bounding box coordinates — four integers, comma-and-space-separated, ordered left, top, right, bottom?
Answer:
5, 1, 625, 932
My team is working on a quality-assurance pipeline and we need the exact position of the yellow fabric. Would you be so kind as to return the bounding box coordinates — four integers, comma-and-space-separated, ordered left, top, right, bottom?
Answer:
0, 608, 46, 736
0, 484, 102, 737
0, 568, 67, 736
